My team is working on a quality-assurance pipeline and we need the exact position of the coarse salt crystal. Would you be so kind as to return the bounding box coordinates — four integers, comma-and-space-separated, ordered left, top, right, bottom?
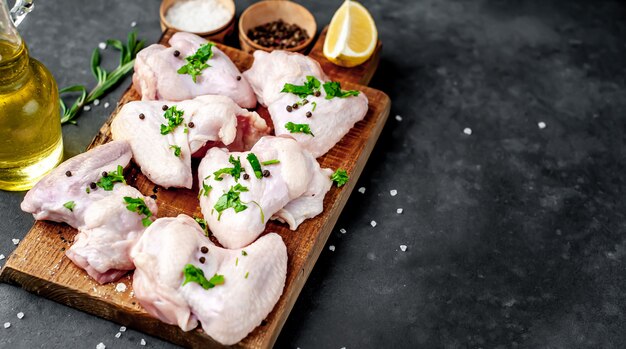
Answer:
397, 208, 403, 214
96, 343, 106, 349
390, 189, 397, 196
16, 312, 24, 319
12, 238, 19, 245
130, 21, 137, 27
119, 326, 127, 332
0, 254, 4, 260
165, 0, 232, 33
93, 99, 100, 106
104, 102, 110, 108
358, 187, 366, 194
140, 338, 146, 346
84, 105, 91, 111
463, 127, 472, 135
98, 42, 106, 50
395, 115, 402, 122
115, 283, 127, 292
340, 228, 347, 234
538, 121, 546, 129
3, 322, 10, 329
400, 245, 407, 252
329, 245, 335, 252
115, 332, 121, 339
370, 220, 377, 227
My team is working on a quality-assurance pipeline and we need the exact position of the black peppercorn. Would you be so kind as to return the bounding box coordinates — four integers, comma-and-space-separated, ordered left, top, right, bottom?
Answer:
314, 91, 321, 97
243, 173, 250, 180
262, 170, 270, 177
162, 105, 168, 111
90, 182, 97, 189
292, 103, 299, 110
139, 113, 145, 120
286, 105, 293, 112
199, 257, 206, 264
102, 171, 108, 177
173, 50, 180, 57
65, 171, 72, 177
236, 76, 242, 81
201, 246, 209, 253
306, 111, 312, 118
150, 194, 157, 200
188, 122, 195, 128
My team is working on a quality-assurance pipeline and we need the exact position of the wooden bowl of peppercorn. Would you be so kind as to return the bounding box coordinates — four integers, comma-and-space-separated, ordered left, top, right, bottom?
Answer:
238, 0, 316, 54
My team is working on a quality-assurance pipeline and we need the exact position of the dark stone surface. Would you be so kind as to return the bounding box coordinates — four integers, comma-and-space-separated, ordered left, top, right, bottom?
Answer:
1, 0, 626, 348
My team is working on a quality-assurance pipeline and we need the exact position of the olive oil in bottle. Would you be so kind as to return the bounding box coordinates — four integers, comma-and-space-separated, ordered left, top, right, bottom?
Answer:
0, 0, 62, 191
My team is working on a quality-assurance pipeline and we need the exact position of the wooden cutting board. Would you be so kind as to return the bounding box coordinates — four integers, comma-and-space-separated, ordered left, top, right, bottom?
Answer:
0, 28, 390, 348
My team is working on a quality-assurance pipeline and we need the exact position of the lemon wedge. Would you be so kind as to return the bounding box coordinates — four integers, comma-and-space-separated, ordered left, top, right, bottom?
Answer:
323, 0, 378, 68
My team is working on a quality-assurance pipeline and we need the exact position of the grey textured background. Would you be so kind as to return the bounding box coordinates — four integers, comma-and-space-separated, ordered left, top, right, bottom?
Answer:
2, 0, 626, 348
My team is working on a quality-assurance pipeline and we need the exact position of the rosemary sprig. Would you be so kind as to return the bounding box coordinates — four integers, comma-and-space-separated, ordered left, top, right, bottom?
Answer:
59, 31, 144, 125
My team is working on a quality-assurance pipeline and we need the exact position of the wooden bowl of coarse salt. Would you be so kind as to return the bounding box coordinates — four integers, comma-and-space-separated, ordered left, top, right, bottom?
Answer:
160, 0, 236, 43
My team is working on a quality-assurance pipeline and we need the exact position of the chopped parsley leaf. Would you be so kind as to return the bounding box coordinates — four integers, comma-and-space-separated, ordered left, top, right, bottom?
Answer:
177, 43, 215, 83
182, 264, 224, 289
285, 122, 314, 136
63, 201, 76, 212
246, 153, 263, 179
198, 178, 212, 198
311, 101, 317, 111
97, 165, 126, 191
194, 217, 209, 236
331, 168, 349, 187
244, 271, 249, 279
160, 106, 185, 135
213, 155, 243, 181
235, 257, 239, 266
241, 250, 248, 256
281, 75, 321, 98
123, 196, 153, 227
213, 183, 249, 220
322, 81, 359, 99
170, 145, 182, 157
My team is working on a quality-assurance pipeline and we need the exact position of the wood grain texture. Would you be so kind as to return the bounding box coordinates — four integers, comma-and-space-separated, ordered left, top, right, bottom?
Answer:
0, 28, 390, 348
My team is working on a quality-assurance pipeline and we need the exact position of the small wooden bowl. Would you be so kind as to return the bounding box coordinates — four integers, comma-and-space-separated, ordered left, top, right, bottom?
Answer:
160, 0, 236, 43
238, 0, 316, 54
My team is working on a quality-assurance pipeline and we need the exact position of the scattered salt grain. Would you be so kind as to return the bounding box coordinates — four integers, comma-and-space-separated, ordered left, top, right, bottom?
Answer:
395, 115, 402, 122
397, 208, 403, 214
0, 254, 4, 260
115, 283, 127, 293
98, 42, 107, 50
93, 99, 100, 106
400, 245, 407, 252
358, 187, 366, 194
103, 102, 110, 109
84, 105, 91, 111
390, 189, 397, 197
12, 238, 19, 245
340, 228, 347, 234
329, 245, 335, 252
115, 332, 121, 339
119, 326, 127, 332
370, 220, 377, 227
463, 127, 472, 135
16, 312, 24, 319
140, 338, 146, 346
131, 21, 137, 27
538, 121, 546, 129
3, 322, 10, 329
96, 343, 106, 349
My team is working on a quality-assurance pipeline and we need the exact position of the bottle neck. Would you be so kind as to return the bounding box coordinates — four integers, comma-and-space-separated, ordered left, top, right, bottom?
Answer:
0, 0, 29, 87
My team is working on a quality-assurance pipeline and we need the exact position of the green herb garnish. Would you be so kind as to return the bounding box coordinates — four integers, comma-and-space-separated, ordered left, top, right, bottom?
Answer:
285, 122, 314, 136
60, 31, 144, 125
331, 168, 349, 187
97, 165, 126, 191
214, 184, 249, 220
235, 257, 239, 266
322, 81, 359, 99
311, 101, 317, 111
182, 264, 224, 289
261, 159, 280, 166
246, 153, 263, 179
198, 178, 212, 198
177, 43, 215, 83
281, 75, 321, 98
63, 201, 76, 212
160, 106, 185, 135
123, 196, 153, 227
242, 250, 248, 256
244, 272, 249, 279
213, 156, 243, 181
170, 145, 182, 157
194, 217, 209, 235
